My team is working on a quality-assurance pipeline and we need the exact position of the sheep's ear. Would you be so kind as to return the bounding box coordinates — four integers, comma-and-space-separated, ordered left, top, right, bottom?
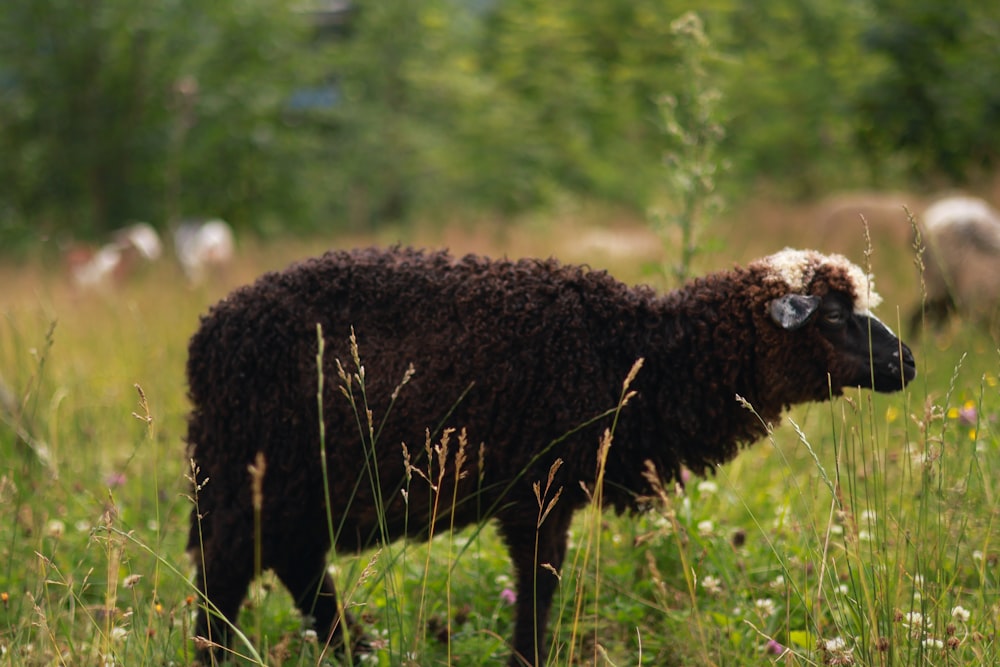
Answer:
769, 294, 821, 330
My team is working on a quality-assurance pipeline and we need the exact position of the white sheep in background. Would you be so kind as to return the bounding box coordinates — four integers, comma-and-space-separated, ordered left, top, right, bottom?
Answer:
66, 222, 162, 289
912, 195, 1000, 334
173, 219, 235, 284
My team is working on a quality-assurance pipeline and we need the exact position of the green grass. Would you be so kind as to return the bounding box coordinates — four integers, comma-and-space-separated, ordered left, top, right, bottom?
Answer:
0, 233, 998, 666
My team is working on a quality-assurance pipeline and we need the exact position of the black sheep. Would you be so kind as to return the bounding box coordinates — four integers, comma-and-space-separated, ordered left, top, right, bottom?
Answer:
185, 246, 915, 665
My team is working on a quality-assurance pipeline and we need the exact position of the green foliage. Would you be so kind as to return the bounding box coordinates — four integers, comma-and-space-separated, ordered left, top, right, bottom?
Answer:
0, 0, 325, 245
2, 0, 1000, 245
648, 12, 727, 285
855, 1, 1000, 181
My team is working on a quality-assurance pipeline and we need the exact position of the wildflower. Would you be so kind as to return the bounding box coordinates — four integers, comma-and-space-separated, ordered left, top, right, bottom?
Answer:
111, 626, 128, 641
948, 400, 978, 425
500, 588, 516, 606
885, 405, 899, 423
765, 639, 784, 655
697, 520, 714, 536
302, 629, 318, 643
860, 509, 878, 525
1, 591, 8, 607
902, 611, 928, 628
972, 550, 984, 562
952, 605, 971, 623
46, 520, 65, 538
912, 574, 924, 588
821, 636, 848, 652
696, 480, 718, 495
754, 598, 776, 618
922, 637, 943, 650
75, 520, 92, 533
700, 575, 722, 594
105, 472, 126, 488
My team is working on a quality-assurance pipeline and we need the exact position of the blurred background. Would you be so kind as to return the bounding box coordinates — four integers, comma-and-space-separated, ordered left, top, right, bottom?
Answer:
1, 0, 998, 260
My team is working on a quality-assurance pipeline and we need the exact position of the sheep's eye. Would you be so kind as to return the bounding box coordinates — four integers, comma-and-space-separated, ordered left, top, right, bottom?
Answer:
822, 308, 846, 326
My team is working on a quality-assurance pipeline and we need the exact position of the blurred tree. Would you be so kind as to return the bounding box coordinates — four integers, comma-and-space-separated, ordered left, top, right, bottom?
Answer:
480, 0, 695, 207
0, 0, 323, 246
2, 0, 999, 250
320, 0, 563, 226
719, 0, 881, 197
854, 0, 1000, 182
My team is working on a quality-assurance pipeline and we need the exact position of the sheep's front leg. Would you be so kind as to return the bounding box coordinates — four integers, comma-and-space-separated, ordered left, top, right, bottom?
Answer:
192, 539, 254, 664
499, 509, 573, 667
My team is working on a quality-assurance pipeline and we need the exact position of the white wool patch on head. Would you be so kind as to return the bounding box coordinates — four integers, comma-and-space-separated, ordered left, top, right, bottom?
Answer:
755, 247, 882, 314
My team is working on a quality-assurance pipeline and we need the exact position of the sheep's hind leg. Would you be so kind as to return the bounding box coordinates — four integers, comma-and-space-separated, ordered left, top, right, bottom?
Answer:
272, 554, 368, 656
500, 509, 573, 667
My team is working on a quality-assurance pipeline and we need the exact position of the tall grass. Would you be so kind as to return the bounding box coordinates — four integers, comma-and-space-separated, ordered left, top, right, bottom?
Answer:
0, 233, 997, 666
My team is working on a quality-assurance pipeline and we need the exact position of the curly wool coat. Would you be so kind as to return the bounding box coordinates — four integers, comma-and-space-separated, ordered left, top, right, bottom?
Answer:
185, 246, 914, 666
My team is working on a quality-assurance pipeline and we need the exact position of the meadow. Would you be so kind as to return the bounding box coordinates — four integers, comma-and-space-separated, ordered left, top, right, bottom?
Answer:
1, 203, 998, 666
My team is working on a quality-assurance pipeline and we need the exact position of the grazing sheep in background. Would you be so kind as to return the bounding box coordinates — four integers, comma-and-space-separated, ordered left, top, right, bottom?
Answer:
65, 222, 162, 289
911, 195, 1000, 334
185, 246, 915, 666
809, 191, 925, 258
174, 219, 234, 284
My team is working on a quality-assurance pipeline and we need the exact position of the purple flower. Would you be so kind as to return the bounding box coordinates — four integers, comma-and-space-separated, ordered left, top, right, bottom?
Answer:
765, 639, 784, 655
958, 405, 978, 426
500, 588, 517, 606
105, 472, 127, 488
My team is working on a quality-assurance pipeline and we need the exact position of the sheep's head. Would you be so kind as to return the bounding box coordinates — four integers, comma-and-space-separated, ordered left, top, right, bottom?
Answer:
753, 248, 916, 398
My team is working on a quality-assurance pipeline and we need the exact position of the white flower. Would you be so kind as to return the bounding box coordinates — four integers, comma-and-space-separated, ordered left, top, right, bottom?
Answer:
952, 605, 971, 623
922, 637, 943, 650
754, 598, 776, 618
46, 520, 65, 538
860, 509, 878, 525
700, 575, 722, 594
822, 636, 848, 652
123, 574, 142, 589
696, 480, 718, 494
858, 529, 872, 542
302, 629, 318, 643
912, 574, 924, 588
697, 520, 714, 536
770, 574, 785, 589
973, 550, 984, 562
111, 626, 128, 641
